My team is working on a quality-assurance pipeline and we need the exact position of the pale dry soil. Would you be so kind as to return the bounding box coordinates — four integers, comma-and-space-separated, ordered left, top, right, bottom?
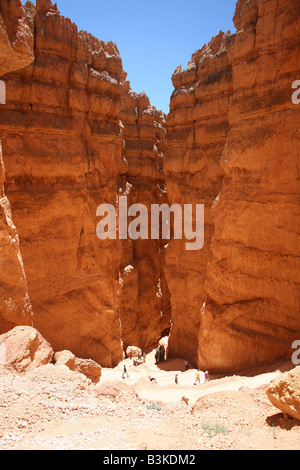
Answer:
0, 349, 299, 451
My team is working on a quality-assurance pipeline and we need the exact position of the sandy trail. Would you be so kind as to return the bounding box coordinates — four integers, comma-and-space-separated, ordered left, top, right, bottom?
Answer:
0, 351, 299, 451
101, 352, 293, 406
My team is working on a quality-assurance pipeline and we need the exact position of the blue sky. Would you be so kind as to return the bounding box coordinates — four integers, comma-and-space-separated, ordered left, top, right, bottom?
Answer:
32, 0, 237, 113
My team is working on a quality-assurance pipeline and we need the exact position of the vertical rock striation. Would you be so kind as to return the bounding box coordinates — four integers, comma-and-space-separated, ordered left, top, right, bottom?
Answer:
0, 0, 34, 76
118, 77, 171, 352
164, 32, 233, 365
198, 0, 300, 372
165, 0, 300, 371
0, 0, 124, 366
0, 0, 298, 372
0, 0, 34, 332
0, 0, 171, 365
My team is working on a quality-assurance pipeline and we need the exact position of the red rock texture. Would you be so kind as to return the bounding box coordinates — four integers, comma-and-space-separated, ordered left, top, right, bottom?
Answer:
0, 325, 53, 372
0, 0, 171, 366
0, 0, 34, 332
54, 350, 102, 383
164, 32, 232, 365
0, 0, 34, 76
198, 0, 300, 373
0, 144, 33, 332
266, 366, 300, 420
118, 78, 171, 353
0, 0, 299, 374
0, 1, 124, 366
165, 0, 300, 371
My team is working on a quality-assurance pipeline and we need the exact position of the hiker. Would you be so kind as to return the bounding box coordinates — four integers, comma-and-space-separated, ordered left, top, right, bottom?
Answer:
129, 349, 133, 360
155, 348, 160, 364
159, 345, 165, 362
194, 369, 201, 385
149, 376, 157, 383
204, 371, 209, 382
143, 352, 146, 363
175, 374, 179, 385
184, 360, 189, 371
122, 365, 129, 379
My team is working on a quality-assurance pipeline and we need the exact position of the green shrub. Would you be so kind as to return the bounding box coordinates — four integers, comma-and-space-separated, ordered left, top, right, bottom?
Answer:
201, 422, 229, 439
146, 402, 162, 412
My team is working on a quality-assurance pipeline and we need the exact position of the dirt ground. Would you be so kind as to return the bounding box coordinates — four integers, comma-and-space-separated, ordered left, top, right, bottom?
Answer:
0, 348, 299, 451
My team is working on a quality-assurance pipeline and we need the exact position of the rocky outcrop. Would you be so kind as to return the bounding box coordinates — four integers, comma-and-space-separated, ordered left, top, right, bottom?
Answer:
266, 366, 300, 420
0, 325, 53, 372
0, 0, 171, 366
0, 0, 34, 333
0, 145, 33, 332
164, 32, 233, 365
54, 349, 102, 383
165, 0, 300, 371
95, 380, 138, 400
118, 78, 171, 353
0, 0, 34, 76
0, 325, 103, 383
197, 0, 300, 372
0, 0, 298, 373
0, 0, 124, 366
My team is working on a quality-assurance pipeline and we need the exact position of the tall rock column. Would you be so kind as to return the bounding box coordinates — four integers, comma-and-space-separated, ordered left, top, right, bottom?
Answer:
118, 78, 171, 352
0, 1, 124, 366
0, 0, 34, 333
164, 33, 233, 365
198, 0, 300, 372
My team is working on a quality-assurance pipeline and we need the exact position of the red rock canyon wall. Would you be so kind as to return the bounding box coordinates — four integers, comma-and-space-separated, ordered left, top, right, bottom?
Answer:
197, 0, 300, 372
0, 0, 124, 366
0, 0, 34, 332
118, 78, 171, 352
165, 0, 300, 371
0, 0, 299, 372
0, 0, 172, 365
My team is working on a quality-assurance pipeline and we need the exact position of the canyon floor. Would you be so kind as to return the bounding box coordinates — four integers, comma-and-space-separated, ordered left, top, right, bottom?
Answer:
0, 350, 299, 451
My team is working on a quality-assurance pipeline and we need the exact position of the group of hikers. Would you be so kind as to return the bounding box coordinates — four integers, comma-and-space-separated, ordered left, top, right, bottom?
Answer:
122, 348, 146, 378
122, 346, 210, 385
155, 345, 165, 364
174, 369, 209, 385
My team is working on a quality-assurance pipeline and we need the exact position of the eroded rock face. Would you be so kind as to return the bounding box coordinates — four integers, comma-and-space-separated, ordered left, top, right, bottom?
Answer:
165, 0, 300, 371
164, 32, 232, 365
118, 79, 171, 353
0, 1, 124, 367
0, 0, 34, 333
0, 325, 53, 372
0, 0, 34, 76
0, 145, 33, 332
0, 0, 171, 366
266, 366, 300, 420
197, 0, 300, 372
0, 0, 298, 373
54, 350, 102, 383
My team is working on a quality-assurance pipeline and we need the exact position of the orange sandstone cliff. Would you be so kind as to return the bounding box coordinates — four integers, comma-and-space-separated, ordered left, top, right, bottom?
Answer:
198, 0, 300, 372
0, 0, 34, 332
0, 0, 172, 365
0, 0, 299, 372
118, 78, 171, 352
164, 31, 232, 365
165, 0, 300, 371
0, 0, 34, 76
0, 0, 124, 366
